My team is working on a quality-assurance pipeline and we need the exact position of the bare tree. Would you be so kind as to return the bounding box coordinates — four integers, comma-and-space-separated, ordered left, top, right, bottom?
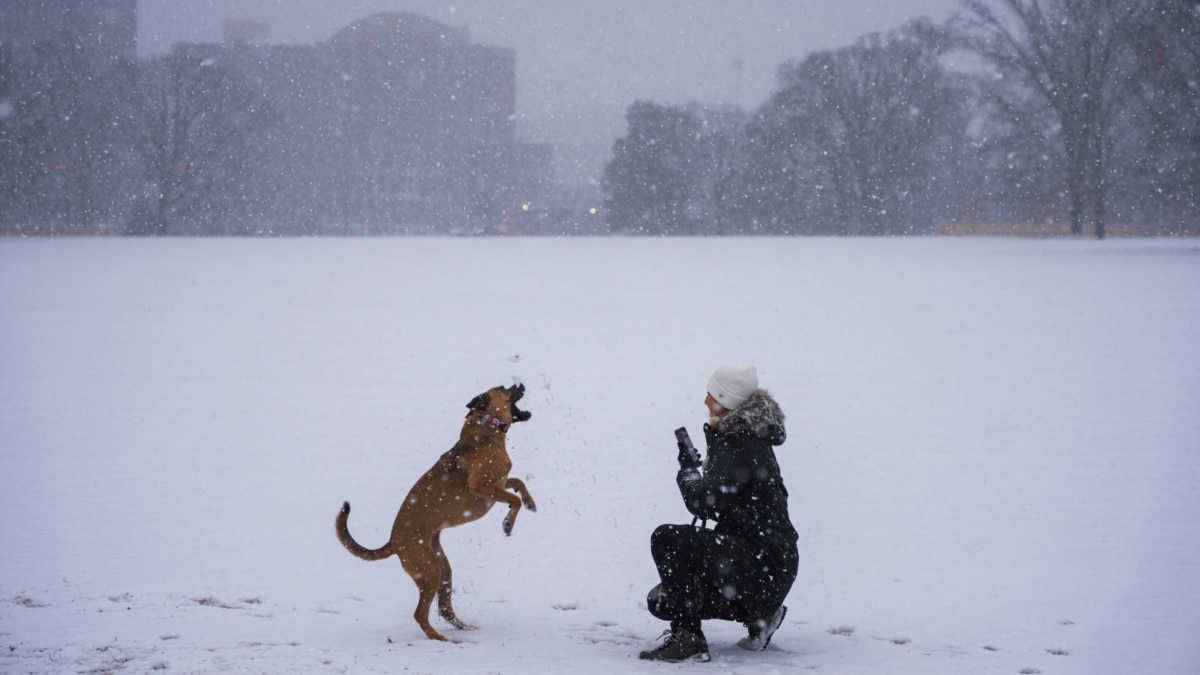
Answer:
955, 0, 1154, 238
132, 53, 270, 235
741, 19, 969, 235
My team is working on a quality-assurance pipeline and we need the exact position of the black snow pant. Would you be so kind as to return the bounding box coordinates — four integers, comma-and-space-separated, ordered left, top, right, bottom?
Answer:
646, 523, 797, 636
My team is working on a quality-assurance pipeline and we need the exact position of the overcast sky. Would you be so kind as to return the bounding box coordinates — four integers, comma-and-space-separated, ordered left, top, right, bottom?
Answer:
138, 1, 961, 186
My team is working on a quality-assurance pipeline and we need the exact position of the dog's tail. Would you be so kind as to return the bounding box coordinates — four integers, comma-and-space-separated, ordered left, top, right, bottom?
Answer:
336, 502, 394, 561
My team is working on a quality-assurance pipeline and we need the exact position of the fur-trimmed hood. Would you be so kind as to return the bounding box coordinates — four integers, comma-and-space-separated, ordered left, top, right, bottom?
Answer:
713, 389, 786, 446
685, 387, 797, 555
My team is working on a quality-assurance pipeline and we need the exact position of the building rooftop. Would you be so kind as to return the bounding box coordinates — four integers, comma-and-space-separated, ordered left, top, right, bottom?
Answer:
328, 12, 470, 50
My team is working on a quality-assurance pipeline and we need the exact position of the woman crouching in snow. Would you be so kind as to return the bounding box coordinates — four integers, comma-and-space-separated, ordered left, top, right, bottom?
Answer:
640, 365, 799, 663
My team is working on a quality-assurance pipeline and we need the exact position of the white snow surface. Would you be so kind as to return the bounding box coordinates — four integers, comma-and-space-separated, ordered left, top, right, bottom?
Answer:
2, 236, 1198, 674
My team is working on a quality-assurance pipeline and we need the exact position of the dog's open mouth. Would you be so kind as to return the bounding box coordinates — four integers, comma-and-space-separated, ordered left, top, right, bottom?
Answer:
506, 383, 531, 422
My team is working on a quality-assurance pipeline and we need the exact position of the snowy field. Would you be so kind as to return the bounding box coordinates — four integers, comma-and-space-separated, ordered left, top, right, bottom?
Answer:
1, 236, 1198, 675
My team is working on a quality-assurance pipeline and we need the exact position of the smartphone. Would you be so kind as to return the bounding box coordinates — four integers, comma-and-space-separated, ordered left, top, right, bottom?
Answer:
674, 426, 692, 447
674, 426, 700, 464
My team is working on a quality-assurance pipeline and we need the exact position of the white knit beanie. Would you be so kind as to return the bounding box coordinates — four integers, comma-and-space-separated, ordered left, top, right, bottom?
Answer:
707, 365, 758, 410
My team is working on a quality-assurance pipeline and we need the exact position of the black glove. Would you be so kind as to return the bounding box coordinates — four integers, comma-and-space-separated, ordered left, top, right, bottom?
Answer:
676, 432, 702, 470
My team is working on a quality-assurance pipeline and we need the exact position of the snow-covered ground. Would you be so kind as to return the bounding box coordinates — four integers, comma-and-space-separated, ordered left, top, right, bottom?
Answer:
2, 236, 1197, 674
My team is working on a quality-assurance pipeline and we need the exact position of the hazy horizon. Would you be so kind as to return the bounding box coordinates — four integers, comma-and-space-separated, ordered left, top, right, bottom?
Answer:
137, 1, 961, 185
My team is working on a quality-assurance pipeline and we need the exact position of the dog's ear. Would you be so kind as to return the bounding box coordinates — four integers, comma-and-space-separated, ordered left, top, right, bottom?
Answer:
465, 392, 490, 412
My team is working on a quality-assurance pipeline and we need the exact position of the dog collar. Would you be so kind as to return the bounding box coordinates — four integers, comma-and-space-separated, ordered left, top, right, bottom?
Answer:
472, 412, 510, 433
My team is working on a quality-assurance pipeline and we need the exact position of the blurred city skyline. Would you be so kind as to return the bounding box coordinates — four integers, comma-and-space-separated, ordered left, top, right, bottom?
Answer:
137, 1, 960, 185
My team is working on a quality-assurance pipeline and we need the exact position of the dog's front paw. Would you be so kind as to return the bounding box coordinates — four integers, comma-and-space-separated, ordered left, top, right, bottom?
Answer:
502, 517, 513, 536
524, 496, 537, 512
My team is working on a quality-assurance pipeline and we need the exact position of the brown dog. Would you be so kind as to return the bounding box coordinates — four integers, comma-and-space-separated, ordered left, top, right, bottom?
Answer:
336, 383, 536, 641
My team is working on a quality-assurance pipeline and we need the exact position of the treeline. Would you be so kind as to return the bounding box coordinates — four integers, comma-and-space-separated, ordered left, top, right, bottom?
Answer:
0, 38, 516, 236
2, 1, 1196, 237
0, 46, 275, 235
603, 1, 1200, 237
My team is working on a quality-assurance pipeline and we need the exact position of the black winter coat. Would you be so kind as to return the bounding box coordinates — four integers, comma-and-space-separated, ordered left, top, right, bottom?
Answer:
676, 390, 799, 563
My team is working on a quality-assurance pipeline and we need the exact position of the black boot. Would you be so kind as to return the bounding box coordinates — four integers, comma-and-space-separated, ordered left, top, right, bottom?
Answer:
737, 605, 787, 651
639, 627, 710, 663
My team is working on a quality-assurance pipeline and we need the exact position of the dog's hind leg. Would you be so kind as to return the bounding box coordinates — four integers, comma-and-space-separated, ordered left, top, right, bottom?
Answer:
432, 531, 474, 631
397, 538, 449, 641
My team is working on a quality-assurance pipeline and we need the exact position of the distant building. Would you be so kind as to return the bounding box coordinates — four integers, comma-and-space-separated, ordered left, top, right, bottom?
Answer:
0, 0, 136, 65
0, 0, 137, 234
223, 19, 270, 46
514, 141, 555, 205
175, 12, 517, 234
